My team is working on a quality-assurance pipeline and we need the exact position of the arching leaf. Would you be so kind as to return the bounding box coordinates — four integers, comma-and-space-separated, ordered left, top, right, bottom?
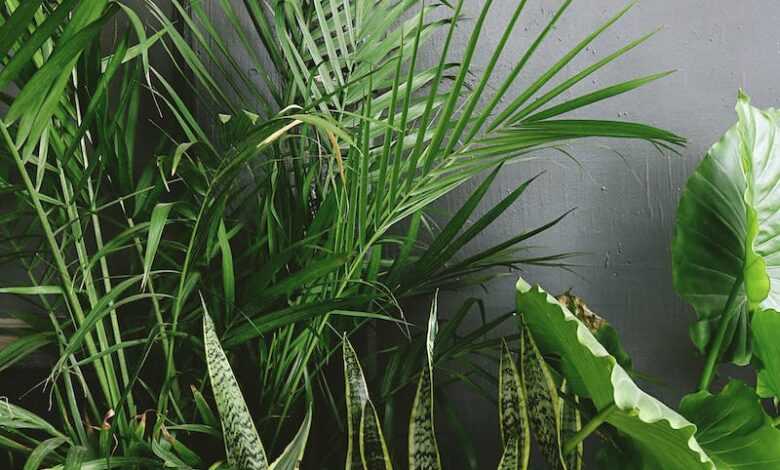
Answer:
516, 278, 714, 469
269, 407, 313, 470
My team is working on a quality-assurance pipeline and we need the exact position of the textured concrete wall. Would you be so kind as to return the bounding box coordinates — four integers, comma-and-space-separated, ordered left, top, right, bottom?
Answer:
428, 0, 780, 466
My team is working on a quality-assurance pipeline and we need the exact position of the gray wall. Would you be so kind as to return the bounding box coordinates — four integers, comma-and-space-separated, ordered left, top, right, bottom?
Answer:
431, 0, 780, 466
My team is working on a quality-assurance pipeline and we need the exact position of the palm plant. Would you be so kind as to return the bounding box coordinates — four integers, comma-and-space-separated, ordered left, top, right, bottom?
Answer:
0, 0, 682, 468
146, 0, 682, 449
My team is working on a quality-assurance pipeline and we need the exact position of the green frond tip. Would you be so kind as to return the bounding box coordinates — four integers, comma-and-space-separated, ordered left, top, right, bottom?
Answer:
343, 335, 371, 470
203, 304, 268, 470
269, 407, 313, 470
409, 297, 441, 470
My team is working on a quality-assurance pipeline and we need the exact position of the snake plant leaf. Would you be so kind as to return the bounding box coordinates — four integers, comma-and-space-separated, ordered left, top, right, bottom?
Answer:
672, 92, 780, 365
343, 335, 371, 470
516, 278, 714, 469
203, 311, 269, 469
269, 407, 313, 470
560, 383, 582, 470
497, 436, 520, 470
360, 400, 393, 470
521, 325, 566, 470
680, 380, 780, 469
498, 340, 530, 469
408, 298, 441, 470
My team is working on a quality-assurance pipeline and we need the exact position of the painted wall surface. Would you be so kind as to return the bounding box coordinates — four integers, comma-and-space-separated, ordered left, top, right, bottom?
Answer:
423, 0, 780, 466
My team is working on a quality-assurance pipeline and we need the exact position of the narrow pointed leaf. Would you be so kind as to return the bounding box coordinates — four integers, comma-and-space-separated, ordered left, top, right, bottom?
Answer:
560, 384, 582, 470
142, 203, 174, 289
269, 407, 313, 470
408, 298, 441, 470
204, 308, 268, 469
23, 437, 67, 470
360, 401, 393, 470
499, 340, 529, 469
521, 326, 566, 470
344, 336, 370, 470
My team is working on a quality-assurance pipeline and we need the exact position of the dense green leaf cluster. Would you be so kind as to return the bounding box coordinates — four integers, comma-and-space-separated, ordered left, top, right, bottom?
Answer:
0, 0, 685, 468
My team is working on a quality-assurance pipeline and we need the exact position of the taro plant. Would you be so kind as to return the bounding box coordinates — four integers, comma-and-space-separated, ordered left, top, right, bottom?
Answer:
514, 93, 780, 469
671, 92, 780, 468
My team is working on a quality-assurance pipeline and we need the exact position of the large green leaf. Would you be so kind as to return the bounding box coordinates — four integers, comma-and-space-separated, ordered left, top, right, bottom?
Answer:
516, 278, 714, 469
751, 308, 780, 397
203, 308, 269, 469
680, 380, 780, 469
672, 92, 780, 366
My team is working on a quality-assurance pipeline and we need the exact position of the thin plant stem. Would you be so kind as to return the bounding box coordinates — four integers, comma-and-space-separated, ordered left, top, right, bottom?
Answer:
563, 403, 616, 455
698, 274, 744, 392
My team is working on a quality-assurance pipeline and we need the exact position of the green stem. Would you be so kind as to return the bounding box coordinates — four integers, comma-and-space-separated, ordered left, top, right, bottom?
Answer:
563, 403, 616, 455
0, 121, 114, 403
698, 274, 744, 391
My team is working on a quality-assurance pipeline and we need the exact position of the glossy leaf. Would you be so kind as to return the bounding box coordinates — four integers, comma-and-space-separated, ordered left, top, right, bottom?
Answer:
750, 308, 780, 398
673, 93, 780, 365
516, 278, 714, 469
680, 380, 780, 469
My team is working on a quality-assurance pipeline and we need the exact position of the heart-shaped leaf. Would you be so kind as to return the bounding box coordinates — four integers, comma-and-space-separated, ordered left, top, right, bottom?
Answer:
672, 92, 780, 365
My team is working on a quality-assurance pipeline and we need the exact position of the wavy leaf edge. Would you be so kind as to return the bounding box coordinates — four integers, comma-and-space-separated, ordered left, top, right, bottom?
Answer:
515, 277, 714, 469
